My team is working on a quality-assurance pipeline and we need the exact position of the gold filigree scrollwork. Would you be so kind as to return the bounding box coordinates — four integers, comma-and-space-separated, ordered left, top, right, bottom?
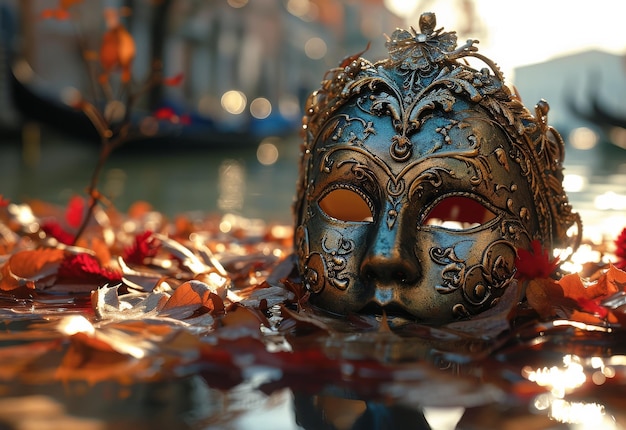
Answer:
431, 239, 517, 314
321, 233, 355, 290
430, 247, 466, 294
408, 166, 453, 199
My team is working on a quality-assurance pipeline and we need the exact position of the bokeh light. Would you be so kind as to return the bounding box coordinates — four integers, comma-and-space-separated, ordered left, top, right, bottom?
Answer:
304, 37, 327, 60
221, 90, 247, 115
569, 127, 599, 150
257, 139, 280, 166
250, 97, 272, 119
226, 0, 248, 8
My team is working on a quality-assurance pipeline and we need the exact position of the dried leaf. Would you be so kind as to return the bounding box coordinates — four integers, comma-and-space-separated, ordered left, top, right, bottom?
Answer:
99, 23, 136, 83
153, 233, 209, 274
0, 248, 65, 291
525, 277, 575, 319
161, 280, 225, 319
221, 304, 268, 331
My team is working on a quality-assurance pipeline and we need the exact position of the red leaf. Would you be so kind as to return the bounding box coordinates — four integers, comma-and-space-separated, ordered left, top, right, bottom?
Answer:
515, 240, 560, 280
123, 231, 160, 265
65, 195, 85, 228
614, 226, 626, 269
57, 253, 122, 285
340, 42, 370, 68
0, 195, 9, 207
41, 221, 75, 245
162, 73, 184, 86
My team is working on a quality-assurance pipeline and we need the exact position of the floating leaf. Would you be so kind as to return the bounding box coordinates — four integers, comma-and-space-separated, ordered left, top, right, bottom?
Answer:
161, 280, 225, 319
0, 248, 65, 291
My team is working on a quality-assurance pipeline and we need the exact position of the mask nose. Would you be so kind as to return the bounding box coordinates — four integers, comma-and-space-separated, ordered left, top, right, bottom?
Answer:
360, 225, 421, 295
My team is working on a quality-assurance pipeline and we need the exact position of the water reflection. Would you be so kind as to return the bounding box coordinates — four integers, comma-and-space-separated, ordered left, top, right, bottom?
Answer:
0, 129, 300, 223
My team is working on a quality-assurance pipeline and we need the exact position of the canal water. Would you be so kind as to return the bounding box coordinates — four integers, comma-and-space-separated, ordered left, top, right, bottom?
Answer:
0, 126, 301, 224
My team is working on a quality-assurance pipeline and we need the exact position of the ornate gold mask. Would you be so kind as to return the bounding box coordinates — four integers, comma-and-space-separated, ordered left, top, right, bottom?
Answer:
294, 13, 581, 322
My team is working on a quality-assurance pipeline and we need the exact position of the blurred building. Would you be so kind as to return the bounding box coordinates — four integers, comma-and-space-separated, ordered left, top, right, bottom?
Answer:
514, 50, 626, 149
3, 0, 404, 138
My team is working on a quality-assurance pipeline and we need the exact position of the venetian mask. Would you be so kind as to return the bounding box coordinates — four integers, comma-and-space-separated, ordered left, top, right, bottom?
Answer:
294, 12, 581, 322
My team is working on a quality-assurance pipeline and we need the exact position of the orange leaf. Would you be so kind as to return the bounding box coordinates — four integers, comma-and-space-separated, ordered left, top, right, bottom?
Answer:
99, 24, 135, 81
221, 304, 268, 330
0, 248, 65, 291
161, 280, 224, 319
557, 273, 588, 301
128, 201, 153, 219
602, 264, 626, 294
569, 310, 606, 326
40, 9, 71, 20
557, 267, 625, 319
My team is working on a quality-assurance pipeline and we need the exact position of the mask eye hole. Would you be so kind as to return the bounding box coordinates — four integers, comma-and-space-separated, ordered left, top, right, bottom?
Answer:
423, 196, 497, 230
319, 188, 374, 222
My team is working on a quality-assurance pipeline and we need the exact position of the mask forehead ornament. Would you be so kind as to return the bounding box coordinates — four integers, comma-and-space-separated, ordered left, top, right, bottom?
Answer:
295, 12, 581, 322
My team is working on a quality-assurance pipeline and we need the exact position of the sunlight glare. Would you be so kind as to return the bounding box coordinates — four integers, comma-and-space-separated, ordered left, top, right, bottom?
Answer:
595, 191, 626, 211
550, 399, 614, 428
563, 174, 585, 193
58, 315, 96, 336
522, 354, 586, 398
383, 0, 420, 18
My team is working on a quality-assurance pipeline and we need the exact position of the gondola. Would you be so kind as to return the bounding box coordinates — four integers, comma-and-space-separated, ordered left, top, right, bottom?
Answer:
9, 60, 296, 151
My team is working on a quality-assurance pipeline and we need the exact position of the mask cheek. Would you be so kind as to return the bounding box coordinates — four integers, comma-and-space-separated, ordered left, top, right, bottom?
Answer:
418, 229, 518, 318
297, 211, 372, 314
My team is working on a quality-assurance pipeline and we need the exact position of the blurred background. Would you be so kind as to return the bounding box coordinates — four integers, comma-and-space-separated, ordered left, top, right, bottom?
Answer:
0, 0, 625, 239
